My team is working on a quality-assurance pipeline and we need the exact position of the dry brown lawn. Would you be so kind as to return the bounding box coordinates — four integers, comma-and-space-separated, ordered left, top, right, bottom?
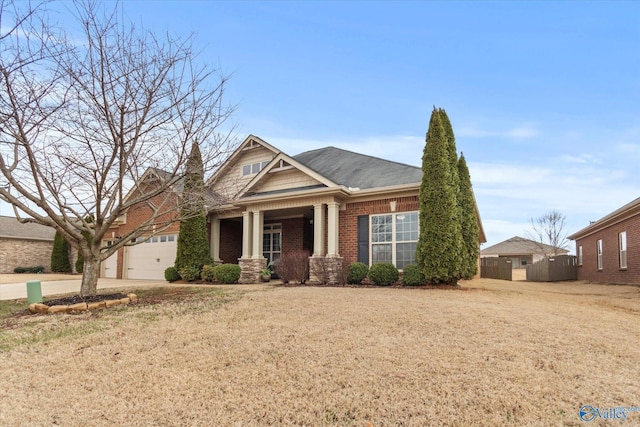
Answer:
1, 279, 639, 426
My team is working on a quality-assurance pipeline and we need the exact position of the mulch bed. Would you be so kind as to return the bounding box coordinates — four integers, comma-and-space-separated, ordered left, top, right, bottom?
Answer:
43, 293, 128, 307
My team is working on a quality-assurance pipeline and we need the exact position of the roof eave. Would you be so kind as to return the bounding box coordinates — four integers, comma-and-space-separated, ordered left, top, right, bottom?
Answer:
230, 186, 353, 207
568, 199, 640, 240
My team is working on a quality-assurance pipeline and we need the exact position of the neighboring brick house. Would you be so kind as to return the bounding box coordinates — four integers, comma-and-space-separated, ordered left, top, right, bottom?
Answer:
105, 135, 486, 282
0, 215, 55, 273
568, 197, 640, 285
480, 236, 569, 269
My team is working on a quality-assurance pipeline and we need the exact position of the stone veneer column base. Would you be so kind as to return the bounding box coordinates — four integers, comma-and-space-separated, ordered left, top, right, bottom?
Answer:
309, 256, 344, 285
238, 258, 267, 284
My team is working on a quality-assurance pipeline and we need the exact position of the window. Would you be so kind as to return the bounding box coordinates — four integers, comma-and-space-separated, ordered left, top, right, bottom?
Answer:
263, 224, 282, 265
596, 239, 603, 270
577, 246, 583, 266
619, 232, 627, 269
242, 160, 270, 176
371, 212, 418, 269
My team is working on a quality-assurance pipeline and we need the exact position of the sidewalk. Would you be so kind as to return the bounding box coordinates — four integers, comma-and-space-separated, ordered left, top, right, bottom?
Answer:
0, 277, 168, 300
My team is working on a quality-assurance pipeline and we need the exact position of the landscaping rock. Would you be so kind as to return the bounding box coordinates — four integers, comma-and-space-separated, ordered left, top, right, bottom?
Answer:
88, 301, 107, 310
68, 302, 88, 312
29, 303, 49, 314
105, 300, 121, 308
48, 305, 69, 314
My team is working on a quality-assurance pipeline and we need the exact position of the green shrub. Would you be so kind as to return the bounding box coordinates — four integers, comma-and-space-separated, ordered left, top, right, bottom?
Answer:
14, 266, 45, 274
179, 266, 200, 282
213, 263, 241, 284
51, 230, 72, 273
368, 262, 399, 286
201, 264, 216, 282
401, 264, 425, 286
347, 262, 369, 284
164, 266, 181, 282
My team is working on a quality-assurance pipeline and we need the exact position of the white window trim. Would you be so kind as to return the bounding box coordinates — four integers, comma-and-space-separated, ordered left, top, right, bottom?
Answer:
241, 160, 270, 177
619, 231, 627, 269
577, 245, 583, 266
596, 239, 603, 271
369, 211, 419, 269
263, 223, 282, 264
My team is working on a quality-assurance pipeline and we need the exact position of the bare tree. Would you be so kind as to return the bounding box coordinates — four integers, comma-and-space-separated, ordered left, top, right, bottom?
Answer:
0, 1, 233, 295
527, 210, 569, 257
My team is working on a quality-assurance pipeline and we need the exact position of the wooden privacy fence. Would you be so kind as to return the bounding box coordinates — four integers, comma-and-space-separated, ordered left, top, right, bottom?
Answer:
480, 257, 512, 281
526, 255, 577, 282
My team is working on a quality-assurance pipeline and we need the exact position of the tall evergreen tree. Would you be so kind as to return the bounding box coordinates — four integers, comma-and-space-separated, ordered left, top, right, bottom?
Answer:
458, 153, 480, 279
51, 230, 72, 273
439, 108, 463, 276
416, 108, 460, 284
175, 141, 212, 271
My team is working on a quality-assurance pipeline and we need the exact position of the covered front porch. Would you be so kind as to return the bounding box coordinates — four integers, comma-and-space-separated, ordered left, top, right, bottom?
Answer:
209, 196, 344, 284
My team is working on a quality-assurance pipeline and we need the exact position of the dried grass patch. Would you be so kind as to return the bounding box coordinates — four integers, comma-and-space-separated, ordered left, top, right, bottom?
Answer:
1, 281, 639, 426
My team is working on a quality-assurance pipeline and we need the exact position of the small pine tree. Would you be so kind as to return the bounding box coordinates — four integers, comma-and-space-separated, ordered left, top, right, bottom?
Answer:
51, 230, 72, 273
175, 141, 212, 271
458, 153, 479, 279
416, 107, 460, 285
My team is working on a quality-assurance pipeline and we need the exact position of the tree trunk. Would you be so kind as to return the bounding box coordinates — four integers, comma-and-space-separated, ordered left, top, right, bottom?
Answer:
80, 256, 100, 297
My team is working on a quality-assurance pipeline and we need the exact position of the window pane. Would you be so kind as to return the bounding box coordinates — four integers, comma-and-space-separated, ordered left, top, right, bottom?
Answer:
242, 165, 251, 176
252, 163, 260, 174
396, 242, 417, 270
263, 234, 271, 252
168, 235, 175, 242
261, 161, 269, 169
372, 215, 392, 243
272, 233, 281, 252
619, 232, 627, 251
160, 235, 167, 242
396, 212, 418, 242
372, 243, 392, 263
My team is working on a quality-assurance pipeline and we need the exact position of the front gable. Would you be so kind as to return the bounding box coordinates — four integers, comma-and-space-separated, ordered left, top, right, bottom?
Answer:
238, 153, 338, 199
207, 135, 280, 201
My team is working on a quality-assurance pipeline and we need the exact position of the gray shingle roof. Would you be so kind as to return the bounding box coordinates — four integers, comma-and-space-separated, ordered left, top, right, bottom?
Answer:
0, 216, 55, 241
481, 236, 568, 256
293, 147, 422, 190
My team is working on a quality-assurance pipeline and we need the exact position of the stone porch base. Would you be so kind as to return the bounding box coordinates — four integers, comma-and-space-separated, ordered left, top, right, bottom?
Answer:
309, 256, 344, 285
238, 258, 267, 284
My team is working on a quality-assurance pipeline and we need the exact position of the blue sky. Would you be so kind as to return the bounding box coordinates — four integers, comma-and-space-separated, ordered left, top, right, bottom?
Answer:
3, 1, 639, 250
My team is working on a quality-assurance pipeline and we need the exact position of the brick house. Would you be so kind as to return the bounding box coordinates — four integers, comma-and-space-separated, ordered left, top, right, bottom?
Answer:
568, 196, 640, 285
0, 215, 55, 273
104, 135, 486, 282
481, 236, 569, 269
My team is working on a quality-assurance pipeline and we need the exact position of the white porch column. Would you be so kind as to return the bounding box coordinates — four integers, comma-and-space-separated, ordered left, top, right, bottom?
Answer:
313, 203, 325, 257
210, 218, 221, 262
241, 211, 252, 259
327, 202, 340, 257
251, 210, 264, 259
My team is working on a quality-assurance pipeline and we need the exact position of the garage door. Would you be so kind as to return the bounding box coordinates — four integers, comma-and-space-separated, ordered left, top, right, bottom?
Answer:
125, 234, 177, 280
102, 252, 118, 278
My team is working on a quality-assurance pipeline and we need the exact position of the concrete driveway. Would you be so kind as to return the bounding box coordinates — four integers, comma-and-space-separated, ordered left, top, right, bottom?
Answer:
0, 275, 169, 300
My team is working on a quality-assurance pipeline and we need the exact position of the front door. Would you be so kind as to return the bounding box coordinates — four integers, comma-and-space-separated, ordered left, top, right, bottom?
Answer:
263, 224, 282, 265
